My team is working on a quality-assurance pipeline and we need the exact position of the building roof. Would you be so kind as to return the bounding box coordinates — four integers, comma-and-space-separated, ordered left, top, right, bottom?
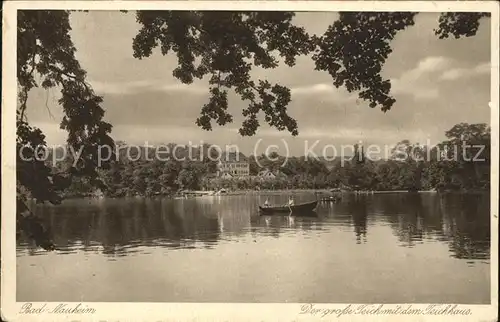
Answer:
219, 151, 248, 162
258, 169, 287, 178
258, 169, 275, 176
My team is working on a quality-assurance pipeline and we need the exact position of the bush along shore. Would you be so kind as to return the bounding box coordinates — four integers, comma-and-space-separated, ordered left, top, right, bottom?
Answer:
38, 123, 490, 200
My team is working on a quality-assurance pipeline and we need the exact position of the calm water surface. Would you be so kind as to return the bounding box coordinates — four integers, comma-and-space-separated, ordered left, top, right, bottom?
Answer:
17, 193, 491, 303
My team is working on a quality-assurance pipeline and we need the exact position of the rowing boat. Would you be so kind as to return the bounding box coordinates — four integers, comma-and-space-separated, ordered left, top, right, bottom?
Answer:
259, 200, 318, 215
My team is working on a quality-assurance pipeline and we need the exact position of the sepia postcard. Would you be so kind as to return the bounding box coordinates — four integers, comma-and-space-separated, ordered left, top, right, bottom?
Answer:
1, 1, 499, 321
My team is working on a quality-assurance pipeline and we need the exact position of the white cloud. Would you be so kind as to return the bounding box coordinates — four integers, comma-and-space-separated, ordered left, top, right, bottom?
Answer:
290, 83, 357, 102
391, 78, 439, 99
291, 83, 333, 94
291, 57, 452, 102
439, 62, 490, 81
251, 126, 431, 144
415, 56, 450, 74
89, 79, 208, 95
439, 69, 465, 81
474, 62, 491, 74
390, 56, 451, 100
390, 58, 490, 99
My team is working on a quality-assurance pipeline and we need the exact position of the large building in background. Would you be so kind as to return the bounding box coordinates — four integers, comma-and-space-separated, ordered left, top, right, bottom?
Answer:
217, 152, 250, 178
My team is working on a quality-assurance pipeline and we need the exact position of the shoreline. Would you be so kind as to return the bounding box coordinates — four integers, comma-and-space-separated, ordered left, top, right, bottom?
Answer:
54, 188, 490, 201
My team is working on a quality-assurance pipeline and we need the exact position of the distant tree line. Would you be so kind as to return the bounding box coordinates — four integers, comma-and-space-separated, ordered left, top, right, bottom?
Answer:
40, 122, 490, 198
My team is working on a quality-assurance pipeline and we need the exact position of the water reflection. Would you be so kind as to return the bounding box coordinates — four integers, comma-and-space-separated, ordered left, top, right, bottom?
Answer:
250, 214, 323, 239
17, 193, 490, 262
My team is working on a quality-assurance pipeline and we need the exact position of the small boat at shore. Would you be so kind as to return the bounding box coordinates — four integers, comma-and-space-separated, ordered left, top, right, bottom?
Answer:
320, 196, 340, 202
259, 200, 318, 215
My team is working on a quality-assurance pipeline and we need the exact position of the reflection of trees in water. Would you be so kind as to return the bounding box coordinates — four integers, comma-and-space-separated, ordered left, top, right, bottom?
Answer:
319, 194, 368, 243
18, 198, 226, 256
17, 194, 490, 261
342, 195, 369, 244
17, 196, 263, 256
316, 193, 490, 259
381, 194, 425, 247
371, 194, 446, 247
370, 193, 490, 260
438, 193, 490, 260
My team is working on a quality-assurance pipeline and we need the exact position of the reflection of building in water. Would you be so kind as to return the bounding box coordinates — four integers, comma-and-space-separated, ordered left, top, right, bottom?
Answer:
211, 197, 253, 236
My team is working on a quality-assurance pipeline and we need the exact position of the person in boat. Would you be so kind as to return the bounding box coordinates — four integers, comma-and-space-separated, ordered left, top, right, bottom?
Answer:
263, 198, 271, 208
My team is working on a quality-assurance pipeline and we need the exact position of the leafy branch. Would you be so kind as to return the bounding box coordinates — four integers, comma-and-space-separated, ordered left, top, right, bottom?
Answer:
132, 11, 489, 135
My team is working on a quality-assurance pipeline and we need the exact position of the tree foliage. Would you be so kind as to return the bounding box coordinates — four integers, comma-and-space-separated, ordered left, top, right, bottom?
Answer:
435, 12, 491, 39
132, 11, 489, 134
313, 12, 417, 112
132, 11, 315, 136
17, 11, 114, 204
17, 11, 114, 249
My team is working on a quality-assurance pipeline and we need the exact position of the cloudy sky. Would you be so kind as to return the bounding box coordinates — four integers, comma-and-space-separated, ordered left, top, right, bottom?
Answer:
25, 11, 491, 156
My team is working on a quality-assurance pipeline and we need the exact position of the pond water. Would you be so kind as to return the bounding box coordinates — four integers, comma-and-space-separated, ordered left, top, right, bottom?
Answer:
17, 193, 491, 303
